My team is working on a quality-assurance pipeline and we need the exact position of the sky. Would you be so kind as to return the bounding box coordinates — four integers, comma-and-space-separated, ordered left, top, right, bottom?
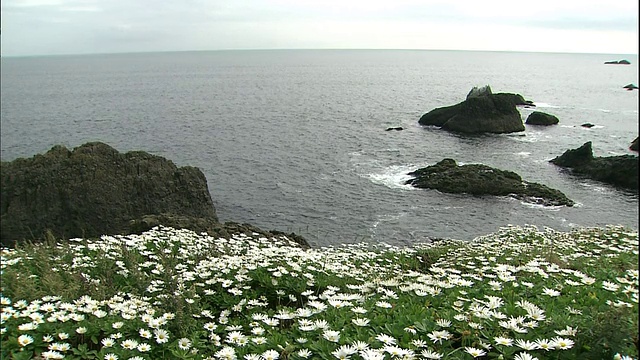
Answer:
1, 0, 638, 57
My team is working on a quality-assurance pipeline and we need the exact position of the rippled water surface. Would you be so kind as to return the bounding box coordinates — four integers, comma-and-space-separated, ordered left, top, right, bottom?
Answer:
1, 50, 638, 246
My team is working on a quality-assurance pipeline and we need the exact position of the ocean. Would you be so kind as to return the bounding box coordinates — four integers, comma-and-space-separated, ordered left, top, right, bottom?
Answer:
1, 50, 638, 247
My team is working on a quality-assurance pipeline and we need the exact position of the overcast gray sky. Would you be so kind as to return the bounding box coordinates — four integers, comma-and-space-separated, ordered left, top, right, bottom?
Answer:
1, 0, 638, 57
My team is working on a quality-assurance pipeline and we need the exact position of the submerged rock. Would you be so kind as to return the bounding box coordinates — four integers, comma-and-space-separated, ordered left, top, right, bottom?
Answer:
419, 86, 532, 134
623, 83, 639, 90
550, 142, 638, 191
405, 158, 574, 206
525, 111, 559, 125
385, 127, 404, 131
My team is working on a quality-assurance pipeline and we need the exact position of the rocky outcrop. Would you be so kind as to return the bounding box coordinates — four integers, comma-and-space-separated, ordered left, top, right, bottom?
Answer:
405, 158, 574, 206
550, 142, 638, 191
419, 86, 532, 134
386, 127, 404, 131
1, 142, 311, 248
466, 85, 492, 98
0, 142, 219, 246
604, 60, 630, 65
631, 137, 639, 152
525, 111, 559, 125
623, 84, 639, 90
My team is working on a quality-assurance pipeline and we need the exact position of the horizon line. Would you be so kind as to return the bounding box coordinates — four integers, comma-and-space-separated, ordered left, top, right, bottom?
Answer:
2, 47, 638, 59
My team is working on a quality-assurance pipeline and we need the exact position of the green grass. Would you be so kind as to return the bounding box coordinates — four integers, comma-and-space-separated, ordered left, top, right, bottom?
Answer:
1, 224, 638, 360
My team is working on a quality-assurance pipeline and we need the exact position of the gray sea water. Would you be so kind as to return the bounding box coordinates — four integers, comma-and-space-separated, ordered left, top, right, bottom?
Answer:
1, 50, 638, 247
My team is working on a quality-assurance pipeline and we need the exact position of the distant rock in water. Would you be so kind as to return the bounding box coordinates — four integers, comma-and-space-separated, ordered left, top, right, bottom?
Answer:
581, 123, 595, 128
405, 158, 574, 207
385, 127, 404, 131
525, 111, 559, 125
0, 142, 218, 246
623, 83, 639, 90
604, 60, 630, 65
631, 137, 639, 152
419, 86, 532, 134
550, 141, 638, 191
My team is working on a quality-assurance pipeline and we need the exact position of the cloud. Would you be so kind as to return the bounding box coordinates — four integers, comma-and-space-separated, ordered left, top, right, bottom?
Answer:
523, 16, 637, 32
5, 0, 65, 7
61, 5, 101, 12
1, 0, 638, 56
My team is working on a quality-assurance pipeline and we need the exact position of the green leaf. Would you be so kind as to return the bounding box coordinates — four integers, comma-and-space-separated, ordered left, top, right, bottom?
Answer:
10, 351, 33, 360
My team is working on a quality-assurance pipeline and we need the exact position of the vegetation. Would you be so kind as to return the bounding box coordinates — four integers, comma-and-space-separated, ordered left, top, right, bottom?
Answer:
1, 224, 638, 359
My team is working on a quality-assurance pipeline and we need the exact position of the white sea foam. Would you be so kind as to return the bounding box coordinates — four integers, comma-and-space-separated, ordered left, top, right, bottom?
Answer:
560, 218, 581, 227
371, 213, 405, 229
520, 201, 563, 210
509, 133, 541, 143
579, 182, 612, 193
515, 151, 531, 157
365, 164, 416, 190
534, 102, 561, 108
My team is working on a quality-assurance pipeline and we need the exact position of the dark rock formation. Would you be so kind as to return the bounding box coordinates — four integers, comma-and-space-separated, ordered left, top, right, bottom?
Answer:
623, 83, 639, 90
466, 86, 535, 106
581, 123, 595, 128
405, 158, 574, 206
550, 142, 638, 191
0, 142, 218, 246
493, 93, 535, 107
386, 127, 404, 131
1, 142, 311, 248
525, 111, 559, 125
419, 86, 532, 134
0, 142, 309, 248
467, 85, 492, 98
604, 60, 630, 65
550, 142, 594, 167
631, 137, 639, 152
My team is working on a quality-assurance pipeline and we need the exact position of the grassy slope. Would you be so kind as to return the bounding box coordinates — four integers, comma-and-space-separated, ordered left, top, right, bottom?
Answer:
1, 225, 638, 360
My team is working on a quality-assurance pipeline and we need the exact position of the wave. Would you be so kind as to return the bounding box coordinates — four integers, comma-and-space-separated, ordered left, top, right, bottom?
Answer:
519, 199, 583, 209
534, 102, 562, 108
531, 102, 630, 114
559, 124, 605, 129
507, 132, 544, 143
559, 218, 581, 227
364, 164, 416, 190
371, 213, 405, 229
519, 201, 563, 211
579, 182, 614, 194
